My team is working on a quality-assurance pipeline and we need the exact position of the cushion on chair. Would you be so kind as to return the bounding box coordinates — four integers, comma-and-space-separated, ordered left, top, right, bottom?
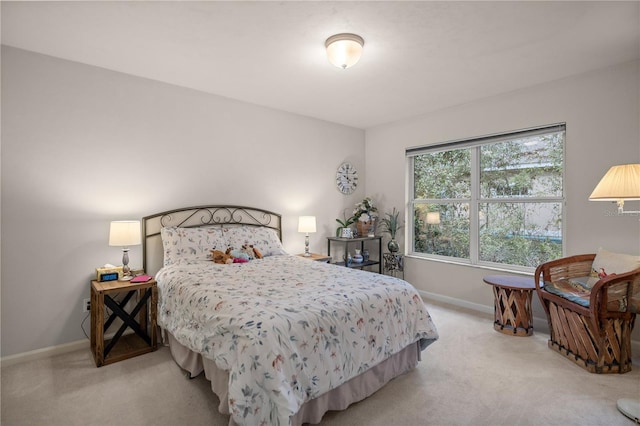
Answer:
544, 274, 640, 313
544, 277, 591, 307
587, 248, 640, 287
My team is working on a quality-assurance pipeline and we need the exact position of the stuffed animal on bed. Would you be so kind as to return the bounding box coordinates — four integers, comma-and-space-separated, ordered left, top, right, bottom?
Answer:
211, 249, 234, 264
241, 244, 263, 260
211, 246, 263, 264
229, 248, 250, 262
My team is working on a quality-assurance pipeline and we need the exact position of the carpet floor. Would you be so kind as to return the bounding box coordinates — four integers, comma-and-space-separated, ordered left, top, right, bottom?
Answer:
1, 300, 639, 425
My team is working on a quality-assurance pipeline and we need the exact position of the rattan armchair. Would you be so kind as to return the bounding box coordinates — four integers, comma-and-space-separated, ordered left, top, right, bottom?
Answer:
534, 254, 640, 373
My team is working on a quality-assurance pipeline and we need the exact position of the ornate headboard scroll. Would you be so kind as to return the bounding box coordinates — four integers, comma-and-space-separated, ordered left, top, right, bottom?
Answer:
142, 205, 282, 275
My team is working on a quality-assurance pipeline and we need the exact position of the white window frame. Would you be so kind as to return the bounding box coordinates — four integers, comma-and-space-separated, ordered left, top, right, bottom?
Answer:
406, 124, 566, 273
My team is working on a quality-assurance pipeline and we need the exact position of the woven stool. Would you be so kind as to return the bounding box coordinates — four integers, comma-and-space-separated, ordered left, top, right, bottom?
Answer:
483, 275, 536, 337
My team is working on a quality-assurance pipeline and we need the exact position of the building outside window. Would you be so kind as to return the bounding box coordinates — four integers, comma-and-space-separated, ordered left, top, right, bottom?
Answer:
407, 124, 565, 272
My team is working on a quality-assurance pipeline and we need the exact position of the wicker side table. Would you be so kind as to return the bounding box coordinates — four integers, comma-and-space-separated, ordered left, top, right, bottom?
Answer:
483, 275, 536, 337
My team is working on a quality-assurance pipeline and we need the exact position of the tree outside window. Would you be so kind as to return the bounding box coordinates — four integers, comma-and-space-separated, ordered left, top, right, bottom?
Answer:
409, 126, 564, 270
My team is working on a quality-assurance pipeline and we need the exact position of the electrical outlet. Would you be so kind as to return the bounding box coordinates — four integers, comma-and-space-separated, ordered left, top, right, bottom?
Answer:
83, 298, 91, 313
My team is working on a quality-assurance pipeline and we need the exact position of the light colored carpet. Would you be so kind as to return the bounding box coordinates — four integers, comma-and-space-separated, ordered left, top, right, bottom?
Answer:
2, 300, 639, 426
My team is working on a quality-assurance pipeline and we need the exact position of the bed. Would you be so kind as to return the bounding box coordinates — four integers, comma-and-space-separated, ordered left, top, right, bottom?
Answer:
142, 205, 439, 425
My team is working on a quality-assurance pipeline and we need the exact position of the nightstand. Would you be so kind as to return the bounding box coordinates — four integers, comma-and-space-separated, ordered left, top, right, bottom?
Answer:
90, 278, 157, 367
297, 253, 331, 263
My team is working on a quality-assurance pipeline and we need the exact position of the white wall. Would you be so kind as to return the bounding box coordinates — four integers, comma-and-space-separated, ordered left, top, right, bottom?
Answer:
1, 46, 366, 357
3, 47, 639, 358
366, 60, 640, 338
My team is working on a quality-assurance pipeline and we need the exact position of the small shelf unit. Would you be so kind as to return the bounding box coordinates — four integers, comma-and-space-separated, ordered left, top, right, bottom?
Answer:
327, 236, 382, 274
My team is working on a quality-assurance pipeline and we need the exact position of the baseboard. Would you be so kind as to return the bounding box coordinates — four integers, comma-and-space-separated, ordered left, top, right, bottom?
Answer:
418, 289, 640, 363
0, 339, 89, 368
419, 290, 494, 316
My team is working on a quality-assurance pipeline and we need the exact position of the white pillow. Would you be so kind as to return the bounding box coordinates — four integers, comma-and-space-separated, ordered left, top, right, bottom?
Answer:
587, 247, 640, 287
160, 227, 226, 266
222, 225, 287, 257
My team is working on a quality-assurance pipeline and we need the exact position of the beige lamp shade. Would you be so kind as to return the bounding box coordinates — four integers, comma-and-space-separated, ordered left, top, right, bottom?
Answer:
589, 163, 640, 215
589, 164, 640, 201
298, 216, 317, 233
325, 33, 364, 69
109, 220, 142, 246
426, 212, 441, 225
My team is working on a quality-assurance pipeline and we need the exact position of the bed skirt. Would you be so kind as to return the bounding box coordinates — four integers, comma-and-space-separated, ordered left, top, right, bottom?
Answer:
165, 331, 422, 425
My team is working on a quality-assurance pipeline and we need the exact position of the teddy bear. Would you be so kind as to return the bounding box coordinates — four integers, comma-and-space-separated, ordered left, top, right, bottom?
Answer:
211, 245, 264, 264
211, 249, 234, 264
228, 247, 250, 262
241, 244, 263, 260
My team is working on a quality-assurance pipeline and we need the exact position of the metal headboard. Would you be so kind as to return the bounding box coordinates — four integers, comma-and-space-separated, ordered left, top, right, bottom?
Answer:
142, 205, 282, 275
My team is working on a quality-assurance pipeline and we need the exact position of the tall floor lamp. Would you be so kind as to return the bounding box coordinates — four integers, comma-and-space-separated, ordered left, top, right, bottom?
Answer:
109, 220, 142, 280
298, 216, 317, 257
589, 163, 640, 422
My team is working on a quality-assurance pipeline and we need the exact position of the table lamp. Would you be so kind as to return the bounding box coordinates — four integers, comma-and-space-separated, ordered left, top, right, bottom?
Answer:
298, 216, 317, 257
109, 220, 141, 280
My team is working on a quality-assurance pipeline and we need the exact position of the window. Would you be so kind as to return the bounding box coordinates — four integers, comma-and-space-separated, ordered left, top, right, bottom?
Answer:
407, 124, 565, 271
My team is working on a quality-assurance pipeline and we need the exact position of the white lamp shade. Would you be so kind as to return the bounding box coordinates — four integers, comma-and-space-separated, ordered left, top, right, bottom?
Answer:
109, 220, 142, 246
298, 216, 317, 233
589, 164, 640, 201
325, 33, 364, 69
426, 212, 441, 225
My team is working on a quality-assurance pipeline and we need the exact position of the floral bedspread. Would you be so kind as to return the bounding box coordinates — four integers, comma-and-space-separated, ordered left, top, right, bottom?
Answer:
156, 255, 438, 425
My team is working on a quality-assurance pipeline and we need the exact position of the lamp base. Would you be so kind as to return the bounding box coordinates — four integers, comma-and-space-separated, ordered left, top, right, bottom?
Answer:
121, 248, 132, 281
304, 233, 311, 257
617, 398, 640, 422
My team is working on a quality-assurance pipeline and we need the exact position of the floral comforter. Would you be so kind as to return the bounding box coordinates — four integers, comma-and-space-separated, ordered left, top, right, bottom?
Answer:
156, 255, 438, 425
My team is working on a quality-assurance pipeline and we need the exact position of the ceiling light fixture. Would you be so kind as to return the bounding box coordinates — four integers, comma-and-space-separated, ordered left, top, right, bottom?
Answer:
325, 33, 364, 69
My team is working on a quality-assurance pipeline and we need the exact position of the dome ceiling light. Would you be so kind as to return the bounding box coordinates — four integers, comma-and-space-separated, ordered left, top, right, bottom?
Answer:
325, 33, 365, 69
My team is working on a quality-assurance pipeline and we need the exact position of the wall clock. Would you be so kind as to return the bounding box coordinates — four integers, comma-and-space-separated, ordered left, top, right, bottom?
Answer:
336, 162, 358, 194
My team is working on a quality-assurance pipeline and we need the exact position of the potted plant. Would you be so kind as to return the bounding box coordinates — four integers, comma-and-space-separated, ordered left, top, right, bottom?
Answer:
335, 211, 355, 238
380, 207, 402, 252
353, 197, 378, 237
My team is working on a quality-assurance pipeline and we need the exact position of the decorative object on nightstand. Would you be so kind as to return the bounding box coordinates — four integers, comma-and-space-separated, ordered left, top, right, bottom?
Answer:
387, 239, 399, 253
589, 163, 640, 215
340, 227, 353, 238
335, 211, 355, 238
298, 216, 316, 257
353, 197, 377, 237
95, 265, 123, 282
90, 278, 157, 367
380, 207, 403, 253
109, 220, 141, 280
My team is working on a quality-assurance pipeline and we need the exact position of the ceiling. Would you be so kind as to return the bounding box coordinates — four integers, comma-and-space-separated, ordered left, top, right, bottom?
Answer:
2, 1, 639, 129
